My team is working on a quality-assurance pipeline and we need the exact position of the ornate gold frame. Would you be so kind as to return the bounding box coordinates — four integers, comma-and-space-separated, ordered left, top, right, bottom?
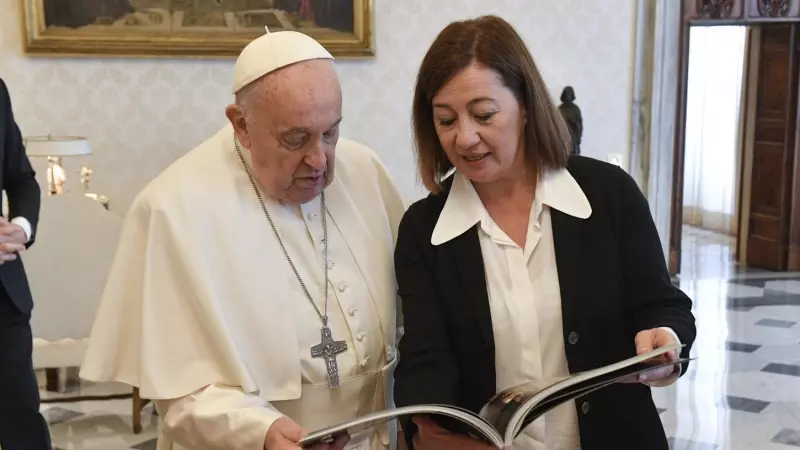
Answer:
20, 0, 374, 59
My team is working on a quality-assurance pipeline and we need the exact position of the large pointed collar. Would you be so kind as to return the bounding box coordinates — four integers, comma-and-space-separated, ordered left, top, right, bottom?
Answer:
430, 168, 592, 246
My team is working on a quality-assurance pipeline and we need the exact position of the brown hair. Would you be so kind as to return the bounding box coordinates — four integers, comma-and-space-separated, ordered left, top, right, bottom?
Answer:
412, 15, 572, 193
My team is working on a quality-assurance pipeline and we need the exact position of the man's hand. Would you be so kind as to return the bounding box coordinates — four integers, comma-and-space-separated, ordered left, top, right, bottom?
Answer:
264, 417, 350, 450
0, 217, 27, 264
411, 415, 496, 450
621, 328, 680, 384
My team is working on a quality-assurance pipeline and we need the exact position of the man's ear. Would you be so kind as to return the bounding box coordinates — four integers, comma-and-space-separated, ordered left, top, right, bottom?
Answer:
225, 104, 251, 148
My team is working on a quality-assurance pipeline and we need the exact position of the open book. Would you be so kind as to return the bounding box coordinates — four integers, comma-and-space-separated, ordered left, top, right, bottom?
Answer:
298, 342, 690, 449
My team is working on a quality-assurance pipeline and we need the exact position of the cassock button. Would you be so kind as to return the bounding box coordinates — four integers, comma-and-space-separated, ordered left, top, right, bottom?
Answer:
327, 261, 335, 270
348, 307, 358, 316
307, 212, 317, 220
338, 282, 349, 292
360, 357, 370, 368
581, 401, 590, 415
357, 332, 366, 342
568, 332, 579, 345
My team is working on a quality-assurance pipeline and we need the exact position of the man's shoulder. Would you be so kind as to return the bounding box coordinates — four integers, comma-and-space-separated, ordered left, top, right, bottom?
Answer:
335, 137, 383, 167
130, 127, 229, 213
334, 137, 394, 183
331, 137, 408, 218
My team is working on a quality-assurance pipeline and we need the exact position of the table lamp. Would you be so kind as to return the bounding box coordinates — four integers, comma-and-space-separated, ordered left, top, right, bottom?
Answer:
23, 135, 91, 196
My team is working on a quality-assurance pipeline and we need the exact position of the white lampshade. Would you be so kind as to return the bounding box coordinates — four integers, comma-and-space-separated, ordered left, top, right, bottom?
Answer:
24, 135, 91, 157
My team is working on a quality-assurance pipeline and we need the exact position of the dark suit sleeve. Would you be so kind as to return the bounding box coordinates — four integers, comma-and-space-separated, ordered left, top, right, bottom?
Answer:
615, 166, 696, 374
1, 79, 41, 247
393, 204, 460, 448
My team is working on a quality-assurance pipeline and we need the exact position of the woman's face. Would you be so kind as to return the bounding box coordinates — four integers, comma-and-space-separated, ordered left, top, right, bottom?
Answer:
431, 63, 527, 185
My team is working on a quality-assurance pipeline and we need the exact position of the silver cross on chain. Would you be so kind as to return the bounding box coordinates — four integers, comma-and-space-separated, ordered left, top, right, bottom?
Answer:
234, 138, 348, 388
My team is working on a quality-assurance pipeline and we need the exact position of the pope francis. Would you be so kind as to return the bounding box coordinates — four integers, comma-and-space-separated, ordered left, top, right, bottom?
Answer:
79, 30, 406, 450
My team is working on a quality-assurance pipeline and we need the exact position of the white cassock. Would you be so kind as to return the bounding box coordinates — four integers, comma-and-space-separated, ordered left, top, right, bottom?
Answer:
79, 123, 407, 450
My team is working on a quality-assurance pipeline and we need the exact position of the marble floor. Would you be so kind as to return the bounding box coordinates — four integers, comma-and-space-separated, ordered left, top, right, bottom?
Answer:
25, 225, 800, 449
654, 226, 800, 449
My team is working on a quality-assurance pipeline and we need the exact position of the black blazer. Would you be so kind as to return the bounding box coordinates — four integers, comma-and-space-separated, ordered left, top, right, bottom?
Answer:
393, 156, 696, 450
0, 78, 41, 314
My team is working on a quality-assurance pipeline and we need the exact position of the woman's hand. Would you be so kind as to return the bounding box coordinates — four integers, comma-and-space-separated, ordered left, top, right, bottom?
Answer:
411, 415, 497, 450
623, 328, 681, 385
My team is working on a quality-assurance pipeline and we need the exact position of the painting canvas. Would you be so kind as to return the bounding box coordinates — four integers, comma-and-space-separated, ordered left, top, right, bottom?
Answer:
22, 0, 374, 58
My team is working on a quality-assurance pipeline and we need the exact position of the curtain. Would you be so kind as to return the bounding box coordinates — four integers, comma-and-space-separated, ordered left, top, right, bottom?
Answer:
682, 26, 748, 235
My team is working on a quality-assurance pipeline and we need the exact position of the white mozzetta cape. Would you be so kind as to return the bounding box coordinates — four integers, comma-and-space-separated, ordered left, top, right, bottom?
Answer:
80, 124, 406, 406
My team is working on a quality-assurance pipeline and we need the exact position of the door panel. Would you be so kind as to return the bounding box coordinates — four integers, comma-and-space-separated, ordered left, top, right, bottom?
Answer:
745, 23, 800, 270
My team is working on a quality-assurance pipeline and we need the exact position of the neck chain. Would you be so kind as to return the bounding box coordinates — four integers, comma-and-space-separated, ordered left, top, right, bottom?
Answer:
234, 138, 330, 326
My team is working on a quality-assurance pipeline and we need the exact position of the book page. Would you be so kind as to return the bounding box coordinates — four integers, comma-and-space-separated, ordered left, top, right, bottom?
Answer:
478, 376, 570, 437
516, 357, 690, 432
297, 404, 506, 449
501, 343, 687, 444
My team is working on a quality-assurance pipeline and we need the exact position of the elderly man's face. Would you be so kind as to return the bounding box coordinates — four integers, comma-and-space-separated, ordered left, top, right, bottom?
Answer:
227, 59, 342, 204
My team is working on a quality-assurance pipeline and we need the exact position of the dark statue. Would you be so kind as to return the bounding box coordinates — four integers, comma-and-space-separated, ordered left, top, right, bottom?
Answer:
558, 86, 583, 156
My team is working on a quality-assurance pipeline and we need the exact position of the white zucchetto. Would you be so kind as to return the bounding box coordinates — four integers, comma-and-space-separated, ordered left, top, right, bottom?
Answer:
232, 27, 335, 94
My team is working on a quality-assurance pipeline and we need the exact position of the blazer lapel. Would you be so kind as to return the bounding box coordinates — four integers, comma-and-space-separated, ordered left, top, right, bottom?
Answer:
448, 226, 495, 352
551, 209, 583, 336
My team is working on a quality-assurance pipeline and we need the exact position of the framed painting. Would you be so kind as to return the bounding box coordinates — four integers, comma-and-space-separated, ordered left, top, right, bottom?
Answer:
21, 0, 374, 59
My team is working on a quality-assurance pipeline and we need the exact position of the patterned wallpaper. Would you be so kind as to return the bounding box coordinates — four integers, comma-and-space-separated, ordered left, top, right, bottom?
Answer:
0, 0, 637, 212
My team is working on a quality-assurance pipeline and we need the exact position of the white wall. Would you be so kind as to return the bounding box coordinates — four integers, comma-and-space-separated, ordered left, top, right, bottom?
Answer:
1, 0, 637, 212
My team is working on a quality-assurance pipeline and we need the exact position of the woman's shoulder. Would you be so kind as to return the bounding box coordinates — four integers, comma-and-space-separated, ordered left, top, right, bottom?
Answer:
399, 179, 454, 238
567, 154, 621, 178
565, 155, 649, 217
567, 155, 639, 193
404, 190, 448, 223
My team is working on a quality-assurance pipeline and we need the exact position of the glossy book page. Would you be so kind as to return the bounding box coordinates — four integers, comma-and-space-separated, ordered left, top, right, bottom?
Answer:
297, 404, 505, 449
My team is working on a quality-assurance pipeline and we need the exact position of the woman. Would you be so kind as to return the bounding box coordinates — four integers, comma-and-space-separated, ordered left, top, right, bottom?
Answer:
392, 15, 696, 450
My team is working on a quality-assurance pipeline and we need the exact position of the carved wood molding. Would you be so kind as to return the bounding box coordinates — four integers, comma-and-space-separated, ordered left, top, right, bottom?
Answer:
757, 0, 792, 17
697, 0, 736, 18
758, 0, 792, 16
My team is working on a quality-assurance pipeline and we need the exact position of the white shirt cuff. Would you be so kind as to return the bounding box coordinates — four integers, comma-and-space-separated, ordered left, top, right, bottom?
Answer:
10, 216, 32, 243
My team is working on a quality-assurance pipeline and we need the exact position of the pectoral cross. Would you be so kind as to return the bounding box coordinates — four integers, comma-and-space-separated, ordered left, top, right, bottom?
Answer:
310, 325, 348, 388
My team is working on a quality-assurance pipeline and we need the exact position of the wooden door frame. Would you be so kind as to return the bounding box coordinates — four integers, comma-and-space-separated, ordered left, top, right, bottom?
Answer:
667, 0, 800, 276
668, 9, 691, 275
733, 26, 756, 263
